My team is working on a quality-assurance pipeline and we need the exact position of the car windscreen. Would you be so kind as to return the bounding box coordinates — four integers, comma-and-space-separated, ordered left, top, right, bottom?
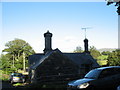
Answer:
84, 69, 101, 79
12, 73, 23, 77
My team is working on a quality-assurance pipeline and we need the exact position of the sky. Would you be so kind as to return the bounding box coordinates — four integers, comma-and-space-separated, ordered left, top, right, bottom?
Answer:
0, 1, 118, 53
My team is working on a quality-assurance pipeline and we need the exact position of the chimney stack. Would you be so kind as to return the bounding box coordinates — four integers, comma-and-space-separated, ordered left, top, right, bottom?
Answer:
84, 38, 90, 53
43, 31, 52, 54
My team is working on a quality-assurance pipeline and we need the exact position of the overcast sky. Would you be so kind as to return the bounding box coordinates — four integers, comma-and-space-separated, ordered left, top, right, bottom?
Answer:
1, 1, 118, 53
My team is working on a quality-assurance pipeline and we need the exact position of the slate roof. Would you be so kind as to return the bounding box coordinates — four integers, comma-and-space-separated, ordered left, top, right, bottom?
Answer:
28, 48, 99, 69
29, 51, 53, 69
63, 53, 98, 67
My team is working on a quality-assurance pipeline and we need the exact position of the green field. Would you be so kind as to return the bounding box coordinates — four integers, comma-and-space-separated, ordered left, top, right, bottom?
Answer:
97, 60, 108, 66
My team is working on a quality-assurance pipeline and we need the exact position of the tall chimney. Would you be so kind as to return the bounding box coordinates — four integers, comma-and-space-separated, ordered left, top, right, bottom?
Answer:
84, 38, 90, 53
43, 31, 52, 54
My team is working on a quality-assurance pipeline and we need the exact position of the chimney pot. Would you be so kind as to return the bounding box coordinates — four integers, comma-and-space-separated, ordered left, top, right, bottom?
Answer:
43, 31, 52, 54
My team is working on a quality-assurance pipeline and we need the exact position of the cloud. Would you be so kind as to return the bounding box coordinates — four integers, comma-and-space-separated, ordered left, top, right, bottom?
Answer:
52, 36, 84, 52
64, 36, 76, 42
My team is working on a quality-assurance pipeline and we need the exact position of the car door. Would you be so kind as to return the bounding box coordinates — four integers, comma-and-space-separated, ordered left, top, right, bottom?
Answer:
92, 68, 115, 88
111, 68, 120, 87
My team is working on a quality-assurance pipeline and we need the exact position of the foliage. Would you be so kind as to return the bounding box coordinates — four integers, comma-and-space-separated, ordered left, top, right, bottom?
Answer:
97, 54, 108, 66
2, 38, 35, 58
107, 49, 120, 66
106, 0, 120, 6
0, 70, 9, 81
98, 48, 116, 53
73, 46, 120, 66
74, 46, 101, 59
0, 54, 19, 74
97, 55, 108, 60
0, 54, 11, 70
89, 46, 101, 59
13, 83, 25, 87
106, 0, 120, 15
97, 60, 108, 66
1, 38, 35, 73
101, 51, 111, 55
74, 46, 83, 53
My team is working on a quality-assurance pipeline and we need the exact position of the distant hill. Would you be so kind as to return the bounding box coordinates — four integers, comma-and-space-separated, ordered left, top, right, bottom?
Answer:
98, 48, 117, 52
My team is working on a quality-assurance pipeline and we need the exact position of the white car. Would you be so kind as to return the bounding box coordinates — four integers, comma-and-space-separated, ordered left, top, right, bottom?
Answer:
9, 73, 25, 84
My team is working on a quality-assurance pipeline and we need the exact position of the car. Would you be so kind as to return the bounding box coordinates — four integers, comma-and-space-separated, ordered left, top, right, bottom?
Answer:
9, 73, 25, 84
68, 66, 120, 90
117, 85, 120, 90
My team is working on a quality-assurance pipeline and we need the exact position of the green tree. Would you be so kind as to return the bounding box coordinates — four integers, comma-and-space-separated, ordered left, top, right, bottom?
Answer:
2, 38, 35, 71
107, 49, 120, 66
106, 0, 120, 15
0, 54, 11, 70
89, 46, 101, 59
0, 54, 17, 74
101, 51, 111, 55
74, 46, 83, 53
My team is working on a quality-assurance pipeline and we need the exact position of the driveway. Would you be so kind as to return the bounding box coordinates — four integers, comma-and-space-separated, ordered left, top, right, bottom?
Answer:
1, 81, 15, 90
1, 81, 27, 90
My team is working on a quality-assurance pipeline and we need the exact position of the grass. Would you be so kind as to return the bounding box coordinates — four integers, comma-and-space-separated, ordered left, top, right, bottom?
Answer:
97, 55, 108, 60
13, 83, 25, 87
97, 60, 108, 66
97, 55, 108, 66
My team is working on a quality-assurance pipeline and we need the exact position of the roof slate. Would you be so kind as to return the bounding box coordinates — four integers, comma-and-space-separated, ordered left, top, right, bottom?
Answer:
28, 48, 99, 69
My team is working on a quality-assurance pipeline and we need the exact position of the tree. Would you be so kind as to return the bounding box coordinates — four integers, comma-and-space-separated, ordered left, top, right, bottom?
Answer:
74, 46, 83, 53
89, 46, 101, 59
106, 0, 120, 15
2, 38, 35, 71
101, 51, 111, 55
0, 54, 17, 74
0, 54, 10, 70
107, 49, 120, 66
3, 38, 35, 57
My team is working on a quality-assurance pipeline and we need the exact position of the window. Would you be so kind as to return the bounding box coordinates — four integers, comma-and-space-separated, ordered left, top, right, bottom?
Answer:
114, 68, 120, 74
85, 69, 101, 79
99, 68, 117, 78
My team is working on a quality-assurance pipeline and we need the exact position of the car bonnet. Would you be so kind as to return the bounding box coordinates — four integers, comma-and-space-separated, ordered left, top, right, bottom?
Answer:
68, 78, 94, 86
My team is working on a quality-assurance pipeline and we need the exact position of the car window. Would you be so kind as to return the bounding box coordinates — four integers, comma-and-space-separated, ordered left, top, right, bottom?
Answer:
114, 68, 120, 74
99, 68, 118, 78
84, 69, 101, 79
12, 73, 23, 77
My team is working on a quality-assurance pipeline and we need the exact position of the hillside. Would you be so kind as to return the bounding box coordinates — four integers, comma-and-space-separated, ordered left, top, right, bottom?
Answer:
98, 48, 117, 52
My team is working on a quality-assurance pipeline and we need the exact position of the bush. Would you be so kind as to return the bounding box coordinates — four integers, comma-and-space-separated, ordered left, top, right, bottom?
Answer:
0, 70, 9, 81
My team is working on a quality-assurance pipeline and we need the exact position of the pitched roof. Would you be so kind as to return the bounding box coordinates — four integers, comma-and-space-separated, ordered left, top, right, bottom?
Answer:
29, 51, 53, 69
28, 48, 99, 69
63, 53, 92, 65
63, 53, 99, 67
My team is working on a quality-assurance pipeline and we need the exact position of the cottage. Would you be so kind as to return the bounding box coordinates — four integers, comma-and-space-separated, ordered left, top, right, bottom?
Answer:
28, 31, 99, 83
